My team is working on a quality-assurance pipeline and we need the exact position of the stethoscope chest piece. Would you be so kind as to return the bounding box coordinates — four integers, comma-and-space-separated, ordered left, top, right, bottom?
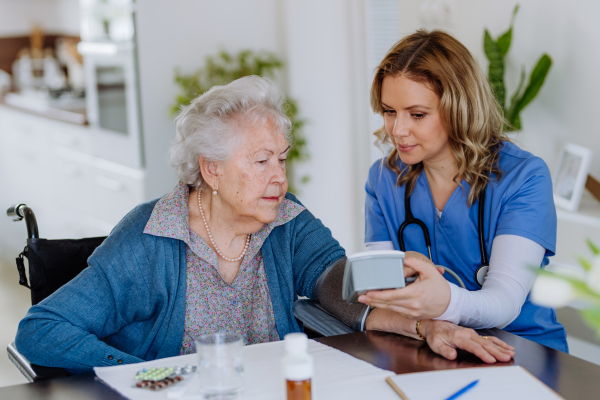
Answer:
475, 265, 489, 287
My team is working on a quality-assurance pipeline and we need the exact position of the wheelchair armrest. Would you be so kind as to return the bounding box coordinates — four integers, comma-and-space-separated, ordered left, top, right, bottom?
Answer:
293, 299, 356, 337
7, 342, 69, 382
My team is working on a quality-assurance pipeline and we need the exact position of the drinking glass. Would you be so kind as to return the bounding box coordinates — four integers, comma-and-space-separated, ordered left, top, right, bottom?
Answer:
195, 332, 244, 399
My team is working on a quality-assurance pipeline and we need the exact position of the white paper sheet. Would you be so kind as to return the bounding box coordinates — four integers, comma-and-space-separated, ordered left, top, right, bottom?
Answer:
388, 365, 563, 400
94, 339, 398, 400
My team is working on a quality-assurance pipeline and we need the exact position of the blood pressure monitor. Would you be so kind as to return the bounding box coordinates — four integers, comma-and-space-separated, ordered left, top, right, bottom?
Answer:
342, 250, 408, 304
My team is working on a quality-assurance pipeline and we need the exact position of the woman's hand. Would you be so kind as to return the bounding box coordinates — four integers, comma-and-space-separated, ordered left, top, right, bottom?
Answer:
418, 319, 515, 363
358, 256, 451, 319
365, 308, 515, 364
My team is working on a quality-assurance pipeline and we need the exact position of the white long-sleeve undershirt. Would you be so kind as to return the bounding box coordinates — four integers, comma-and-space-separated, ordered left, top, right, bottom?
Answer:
364, 234, 545, 329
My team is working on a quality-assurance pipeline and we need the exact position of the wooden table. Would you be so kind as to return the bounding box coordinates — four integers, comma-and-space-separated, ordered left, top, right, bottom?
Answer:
318, 329, 600, 400
2, 328, 600, 399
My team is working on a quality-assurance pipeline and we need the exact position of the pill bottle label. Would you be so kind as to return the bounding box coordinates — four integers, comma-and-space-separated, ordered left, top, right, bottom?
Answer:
286, 379, 311, 400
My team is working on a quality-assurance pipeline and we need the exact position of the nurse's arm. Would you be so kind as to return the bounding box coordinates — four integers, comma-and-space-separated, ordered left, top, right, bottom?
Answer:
365, 308, 514, 363
431, 235, 544, 329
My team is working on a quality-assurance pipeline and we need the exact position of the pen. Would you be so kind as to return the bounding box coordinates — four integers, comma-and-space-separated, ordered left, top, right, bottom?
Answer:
444, 379, 479, 400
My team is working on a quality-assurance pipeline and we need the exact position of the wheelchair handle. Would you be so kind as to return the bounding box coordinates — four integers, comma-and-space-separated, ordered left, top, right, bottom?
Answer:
7, 204, 39, 239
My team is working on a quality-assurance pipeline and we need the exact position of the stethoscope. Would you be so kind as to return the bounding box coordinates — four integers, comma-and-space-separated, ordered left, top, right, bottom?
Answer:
398, 186, 489, 288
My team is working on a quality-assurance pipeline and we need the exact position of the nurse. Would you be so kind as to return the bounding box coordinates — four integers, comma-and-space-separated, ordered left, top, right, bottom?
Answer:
358, 29, 568, 352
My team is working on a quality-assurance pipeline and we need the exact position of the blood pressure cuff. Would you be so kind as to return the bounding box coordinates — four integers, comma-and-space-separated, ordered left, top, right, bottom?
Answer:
312, 257, 371, 331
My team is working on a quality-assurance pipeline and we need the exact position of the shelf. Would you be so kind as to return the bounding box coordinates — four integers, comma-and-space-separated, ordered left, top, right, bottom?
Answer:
556, 191, 600, 228
1, 93, 87, 125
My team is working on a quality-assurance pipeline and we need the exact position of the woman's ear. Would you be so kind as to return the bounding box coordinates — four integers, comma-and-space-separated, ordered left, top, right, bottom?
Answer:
198, 156, 219, 190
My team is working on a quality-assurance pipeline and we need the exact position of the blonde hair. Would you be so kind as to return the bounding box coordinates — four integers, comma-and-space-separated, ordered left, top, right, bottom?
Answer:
370, 29, 509, 206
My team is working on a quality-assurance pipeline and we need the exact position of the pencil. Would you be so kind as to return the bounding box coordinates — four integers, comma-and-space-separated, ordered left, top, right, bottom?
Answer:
385, 376, 410, 400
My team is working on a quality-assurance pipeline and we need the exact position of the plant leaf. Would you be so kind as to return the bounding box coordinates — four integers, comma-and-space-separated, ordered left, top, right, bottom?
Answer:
484, 29, 506, 108
535, 268, 600, 300
497, 5, 519, 55
514, 54, 552, 116
497, 28, 512, 56
510, 4, 520, 25
512, 4, 520, 18
578, 255, 593, 271
580, 308, 600, 338
512, 114, 521, 130
587, 239, 600, 255
505, 66, 526, 130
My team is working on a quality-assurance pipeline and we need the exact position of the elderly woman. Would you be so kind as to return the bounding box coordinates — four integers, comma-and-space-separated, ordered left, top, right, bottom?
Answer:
15, 76, 513, 373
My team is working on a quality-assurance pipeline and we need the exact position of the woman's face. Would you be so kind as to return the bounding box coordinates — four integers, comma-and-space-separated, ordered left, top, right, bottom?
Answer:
215, 118, 289, 226
381, 75, 451, 166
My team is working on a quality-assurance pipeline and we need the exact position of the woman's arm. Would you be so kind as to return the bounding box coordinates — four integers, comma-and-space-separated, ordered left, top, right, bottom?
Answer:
284, 199, 346, 299
433, 234, 543, 328
314, 257, 515, 363
313, 257, 371, 331
365, 309, 515, 363
14, 203, 165, 373
15, 262, 144, 373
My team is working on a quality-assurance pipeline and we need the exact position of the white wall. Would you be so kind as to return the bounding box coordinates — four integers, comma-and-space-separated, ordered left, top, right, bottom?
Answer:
135, 0, 283, 201
0, 0, 79, 36
5, 0, 598, 256
283, 0, 371, 254
135, 0, 371, 254
399, 0, 600, 178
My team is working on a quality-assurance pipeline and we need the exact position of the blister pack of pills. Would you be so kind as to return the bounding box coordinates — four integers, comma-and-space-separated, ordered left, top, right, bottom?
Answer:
133, 364, 197, 391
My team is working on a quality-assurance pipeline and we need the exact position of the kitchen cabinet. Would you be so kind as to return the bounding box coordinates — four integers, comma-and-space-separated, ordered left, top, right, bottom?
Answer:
0, 104, 145, 255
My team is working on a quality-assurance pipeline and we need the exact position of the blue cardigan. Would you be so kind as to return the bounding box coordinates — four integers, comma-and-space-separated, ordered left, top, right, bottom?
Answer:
15, 193, 345, 373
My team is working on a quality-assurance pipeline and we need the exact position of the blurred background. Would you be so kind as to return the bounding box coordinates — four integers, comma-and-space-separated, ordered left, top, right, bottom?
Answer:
1, 0, 600, 387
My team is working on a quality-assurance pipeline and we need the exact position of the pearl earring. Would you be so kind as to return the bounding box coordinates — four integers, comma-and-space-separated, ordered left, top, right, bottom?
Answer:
213, 190, 217, 195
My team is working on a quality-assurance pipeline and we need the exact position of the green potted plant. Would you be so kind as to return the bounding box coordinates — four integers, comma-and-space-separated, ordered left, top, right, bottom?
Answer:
484, 4, 552, 132
170, 49, 309, 193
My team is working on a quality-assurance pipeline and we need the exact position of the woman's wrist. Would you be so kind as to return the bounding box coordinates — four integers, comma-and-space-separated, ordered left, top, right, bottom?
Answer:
416, 319, 434, 339
365, 308, 424, 340
415, 320, 426, 340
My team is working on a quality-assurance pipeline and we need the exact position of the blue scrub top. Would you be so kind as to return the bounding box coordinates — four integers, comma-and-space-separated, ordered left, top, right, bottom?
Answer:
365, 142, 568, 352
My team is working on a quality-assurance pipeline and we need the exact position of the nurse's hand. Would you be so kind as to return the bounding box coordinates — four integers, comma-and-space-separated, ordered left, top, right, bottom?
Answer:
358, 257, 451, 319
403, 251, 445, 277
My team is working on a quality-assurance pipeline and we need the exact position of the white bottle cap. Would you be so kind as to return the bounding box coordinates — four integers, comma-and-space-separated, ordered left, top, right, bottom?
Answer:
283, 333, 313, 381
284, 333, 308, 354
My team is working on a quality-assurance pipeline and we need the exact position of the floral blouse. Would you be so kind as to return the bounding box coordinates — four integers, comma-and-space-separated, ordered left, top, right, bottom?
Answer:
143, 182, 305, 354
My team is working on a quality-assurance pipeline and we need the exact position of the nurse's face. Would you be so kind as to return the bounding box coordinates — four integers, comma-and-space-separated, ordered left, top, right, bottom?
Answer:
381, 75, 452, 166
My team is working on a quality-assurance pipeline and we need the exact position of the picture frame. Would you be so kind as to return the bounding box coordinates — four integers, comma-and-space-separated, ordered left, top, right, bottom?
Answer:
553, 143, 593, 212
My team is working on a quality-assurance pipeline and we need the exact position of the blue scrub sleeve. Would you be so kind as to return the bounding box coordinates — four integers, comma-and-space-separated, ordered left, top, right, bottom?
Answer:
495, 158, 557, 256
365, 162, 392, 243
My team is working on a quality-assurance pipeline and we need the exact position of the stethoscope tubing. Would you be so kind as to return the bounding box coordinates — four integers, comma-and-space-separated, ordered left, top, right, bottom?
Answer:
398, 185, 489, 288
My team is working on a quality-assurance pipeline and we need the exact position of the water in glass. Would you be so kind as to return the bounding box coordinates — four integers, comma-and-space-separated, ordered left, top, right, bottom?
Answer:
195, 332, 244, 399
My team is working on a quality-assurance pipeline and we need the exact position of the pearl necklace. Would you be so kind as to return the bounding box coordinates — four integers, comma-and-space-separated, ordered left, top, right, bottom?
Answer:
198, 189, 250, 262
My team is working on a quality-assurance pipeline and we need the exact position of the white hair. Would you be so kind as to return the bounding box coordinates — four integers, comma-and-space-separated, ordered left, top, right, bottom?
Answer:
169, 75, 292, 188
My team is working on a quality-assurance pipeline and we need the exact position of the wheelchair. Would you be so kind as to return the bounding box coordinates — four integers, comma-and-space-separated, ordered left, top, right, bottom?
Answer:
6, 203, 354, 382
